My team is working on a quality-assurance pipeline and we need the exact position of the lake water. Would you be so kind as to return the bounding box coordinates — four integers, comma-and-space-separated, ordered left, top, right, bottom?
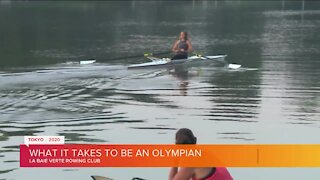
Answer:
0, 1, 319, 180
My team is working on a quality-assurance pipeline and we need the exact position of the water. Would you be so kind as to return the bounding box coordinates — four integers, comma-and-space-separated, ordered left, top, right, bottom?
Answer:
0, 1, 320, 180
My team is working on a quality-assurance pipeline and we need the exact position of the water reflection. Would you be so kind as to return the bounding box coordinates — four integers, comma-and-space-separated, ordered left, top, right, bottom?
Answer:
169, 65, 190, 96
207, 69, 261, 123
261, 8, 320, 127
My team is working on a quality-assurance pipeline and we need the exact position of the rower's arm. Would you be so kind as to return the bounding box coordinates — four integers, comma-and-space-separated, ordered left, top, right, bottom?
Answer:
172, 40, 179, 53
187, 40, 193, 53
169, 167, 178, 180
169, 167, 194, 180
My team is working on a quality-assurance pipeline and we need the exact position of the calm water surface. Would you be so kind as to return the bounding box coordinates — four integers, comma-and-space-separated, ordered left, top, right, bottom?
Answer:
0, 1, 320, 180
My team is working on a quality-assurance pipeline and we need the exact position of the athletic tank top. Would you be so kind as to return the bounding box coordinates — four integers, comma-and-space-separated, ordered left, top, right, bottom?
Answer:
192, 167, 233, 180
177, 40, 188, 55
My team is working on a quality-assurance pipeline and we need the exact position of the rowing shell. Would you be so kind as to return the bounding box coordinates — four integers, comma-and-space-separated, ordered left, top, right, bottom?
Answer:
127, 55, 227, 69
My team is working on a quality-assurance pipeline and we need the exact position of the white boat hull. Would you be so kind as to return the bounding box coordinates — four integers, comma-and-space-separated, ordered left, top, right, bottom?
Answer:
128, 55, 227, 69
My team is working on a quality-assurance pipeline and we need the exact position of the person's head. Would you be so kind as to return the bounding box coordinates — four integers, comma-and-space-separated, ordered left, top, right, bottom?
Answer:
179, 32, 188, 41
175, 128, 197, 144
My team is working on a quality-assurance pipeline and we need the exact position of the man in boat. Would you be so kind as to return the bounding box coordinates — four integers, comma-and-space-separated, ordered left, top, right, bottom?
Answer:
169, 128, 233, 180
172, 32, 193, 60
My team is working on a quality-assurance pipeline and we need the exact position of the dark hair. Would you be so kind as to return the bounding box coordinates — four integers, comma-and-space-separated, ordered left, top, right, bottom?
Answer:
175, 128, 196, 144
180, 32, 188, 41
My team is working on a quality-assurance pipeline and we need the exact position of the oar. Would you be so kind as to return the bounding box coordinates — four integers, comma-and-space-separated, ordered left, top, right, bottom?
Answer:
194, 53, 241, 69
91, 176, 146, 180
87, 51, 172, 62
80, 51, 171, 65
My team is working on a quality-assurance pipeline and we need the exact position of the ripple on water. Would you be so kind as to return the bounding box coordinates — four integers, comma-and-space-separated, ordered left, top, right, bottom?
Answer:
217, 132, 255, 141
0, 168, 18, 175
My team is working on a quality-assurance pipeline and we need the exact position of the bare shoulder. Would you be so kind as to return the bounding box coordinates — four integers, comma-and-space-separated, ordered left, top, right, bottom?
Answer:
178, 167, 195, 176
172, 40, 179, 49
179, 167, 195, 172
173, 167, 195, 180
193, 167, 214, 179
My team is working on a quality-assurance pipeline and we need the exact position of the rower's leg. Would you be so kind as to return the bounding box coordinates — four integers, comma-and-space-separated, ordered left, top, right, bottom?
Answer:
172, 54, 188, 60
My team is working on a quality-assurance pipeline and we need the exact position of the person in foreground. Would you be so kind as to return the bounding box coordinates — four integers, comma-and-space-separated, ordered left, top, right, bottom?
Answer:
169, 128, 233, 180
172, 32, 193, 60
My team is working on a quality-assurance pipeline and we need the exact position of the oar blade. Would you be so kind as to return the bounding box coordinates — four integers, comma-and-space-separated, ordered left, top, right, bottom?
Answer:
80, 59, 96, 65
91, 175, 114, 180
228, 64, 241, 69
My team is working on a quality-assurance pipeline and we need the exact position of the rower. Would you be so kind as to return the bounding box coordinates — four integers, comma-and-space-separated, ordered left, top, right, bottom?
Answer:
172, 32, 193, 60
169, 128, 233, 180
